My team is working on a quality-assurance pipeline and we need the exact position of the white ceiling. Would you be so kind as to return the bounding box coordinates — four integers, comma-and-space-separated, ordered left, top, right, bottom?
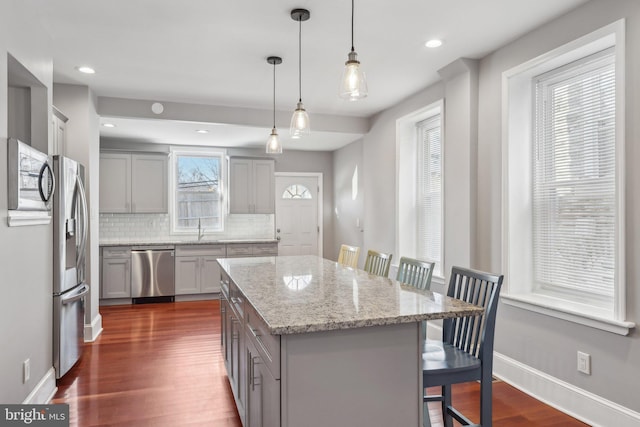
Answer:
30, 0, 587, 151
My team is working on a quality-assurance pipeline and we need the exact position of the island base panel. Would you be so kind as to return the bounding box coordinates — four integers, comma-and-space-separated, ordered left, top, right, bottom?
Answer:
281, 322, 422, 427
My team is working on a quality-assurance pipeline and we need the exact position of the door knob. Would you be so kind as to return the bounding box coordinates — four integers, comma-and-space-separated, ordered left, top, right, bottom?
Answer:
276, 228, 281, 233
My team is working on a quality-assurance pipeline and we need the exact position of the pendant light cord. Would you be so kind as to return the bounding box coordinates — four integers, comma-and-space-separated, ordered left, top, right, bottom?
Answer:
273, 61, 276, 128
298, 17, 302, 103
351, 0, 355, 52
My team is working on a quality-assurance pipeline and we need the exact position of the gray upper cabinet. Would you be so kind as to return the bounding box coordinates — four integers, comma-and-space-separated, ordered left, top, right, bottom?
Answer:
229, 157, 275, 214
100, 152, 168, 213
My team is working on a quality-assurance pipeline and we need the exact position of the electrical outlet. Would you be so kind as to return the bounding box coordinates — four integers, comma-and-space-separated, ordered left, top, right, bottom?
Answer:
577, 351, 591, 375
23, 359, 30, 383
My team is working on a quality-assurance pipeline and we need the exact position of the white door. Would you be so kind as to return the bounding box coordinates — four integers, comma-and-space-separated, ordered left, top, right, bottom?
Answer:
275, 175, 320, 256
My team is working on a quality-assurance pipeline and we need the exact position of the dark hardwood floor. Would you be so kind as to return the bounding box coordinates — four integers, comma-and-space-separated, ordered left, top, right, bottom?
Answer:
53, 300, 588, 426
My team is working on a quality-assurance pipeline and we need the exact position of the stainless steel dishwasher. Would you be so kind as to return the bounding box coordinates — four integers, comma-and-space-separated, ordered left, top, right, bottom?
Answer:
131, 246, 175, 302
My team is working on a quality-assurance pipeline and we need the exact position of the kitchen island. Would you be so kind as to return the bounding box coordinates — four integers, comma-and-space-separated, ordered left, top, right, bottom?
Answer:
217, 255, 483, 427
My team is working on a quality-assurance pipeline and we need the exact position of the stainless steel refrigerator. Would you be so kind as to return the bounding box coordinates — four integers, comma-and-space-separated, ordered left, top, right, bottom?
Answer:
53, 155, 90, 379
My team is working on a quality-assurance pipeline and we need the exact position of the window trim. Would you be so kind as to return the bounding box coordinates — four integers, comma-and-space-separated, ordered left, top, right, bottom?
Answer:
395, 100, 444, 279
501, 19, 633, 335
169, 146, 227, 235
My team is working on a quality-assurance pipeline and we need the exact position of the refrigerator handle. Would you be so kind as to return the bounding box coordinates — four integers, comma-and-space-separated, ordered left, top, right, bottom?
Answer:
61, 283, 90, 305
75, 175, 89, 272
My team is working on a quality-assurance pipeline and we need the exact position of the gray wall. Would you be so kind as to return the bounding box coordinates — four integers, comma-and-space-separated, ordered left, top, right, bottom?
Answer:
477, 0, 640, 411
228, 147, 335, 259
332, 139, 364, 266
332, 0, 640, 416
359, 82, 445, 289
0, 2, 55, 403
53, 84, 101, 340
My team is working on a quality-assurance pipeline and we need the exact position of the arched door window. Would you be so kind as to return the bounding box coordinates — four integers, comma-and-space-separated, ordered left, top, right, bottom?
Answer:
282, 184, 312, 199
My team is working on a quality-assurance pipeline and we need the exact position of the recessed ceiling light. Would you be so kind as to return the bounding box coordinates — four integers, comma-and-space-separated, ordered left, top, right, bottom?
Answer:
196, 129, 209, 134
102, 123, 115, 128
425, 39, 443, 48
76, 66, 96, 74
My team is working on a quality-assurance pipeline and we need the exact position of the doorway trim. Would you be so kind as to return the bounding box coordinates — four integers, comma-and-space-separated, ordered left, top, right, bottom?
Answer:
275, 172, 323, 257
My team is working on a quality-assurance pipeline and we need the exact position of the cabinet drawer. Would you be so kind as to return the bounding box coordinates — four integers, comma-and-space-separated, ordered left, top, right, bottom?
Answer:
228, 280, 245, 320
175, 244, 226, 257
252, 243, 278, 256
226, 244, 253, 257
102, 246, 131, 258
246, 304, 280, 379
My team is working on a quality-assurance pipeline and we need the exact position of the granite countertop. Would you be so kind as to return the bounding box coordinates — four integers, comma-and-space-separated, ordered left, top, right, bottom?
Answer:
217, 255, 484, 335
100, 239, 278, 247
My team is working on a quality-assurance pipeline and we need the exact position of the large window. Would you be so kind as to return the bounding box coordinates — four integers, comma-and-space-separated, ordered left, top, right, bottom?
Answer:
416, 116, 442, 276
171, 149, 225, 233
397, 101, 443, 279
533, 49, 615, 302
502, 21, 631, 334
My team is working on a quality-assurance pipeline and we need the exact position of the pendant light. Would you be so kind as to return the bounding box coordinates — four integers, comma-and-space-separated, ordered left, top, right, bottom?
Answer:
339, 0, 368, 101
290, 8, 311, 139
266, 56, 283, 154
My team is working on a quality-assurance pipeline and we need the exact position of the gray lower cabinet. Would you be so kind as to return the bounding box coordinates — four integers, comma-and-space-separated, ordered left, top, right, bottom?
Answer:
101, 247, 131, 299
221, 270, 280, 427
226, 243, 278, 258
222, 270, 247, 425
175, 244, 225, 294
245, 305, 280, 427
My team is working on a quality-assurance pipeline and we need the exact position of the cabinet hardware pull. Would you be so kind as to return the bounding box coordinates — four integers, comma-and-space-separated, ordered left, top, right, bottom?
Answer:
251, 356, 261, 390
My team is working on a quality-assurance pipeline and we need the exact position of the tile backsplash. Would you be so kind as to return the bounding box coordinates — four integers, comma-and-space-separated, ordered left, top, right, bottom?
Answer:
99, 213, 275, 243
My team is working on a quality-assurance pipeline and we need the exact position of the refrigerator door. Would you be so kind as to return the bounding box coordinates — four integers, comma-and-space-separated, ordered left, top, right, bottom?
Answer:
53, 156, 88, 294
53, 282, 89, 379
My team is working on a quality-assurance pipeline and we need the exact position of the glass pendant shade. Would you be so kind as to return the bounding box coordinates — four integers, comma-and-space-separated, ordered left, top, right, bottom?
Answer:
266, 127, 282, 154
290, 102, 310, 138
339, 50, 368, 101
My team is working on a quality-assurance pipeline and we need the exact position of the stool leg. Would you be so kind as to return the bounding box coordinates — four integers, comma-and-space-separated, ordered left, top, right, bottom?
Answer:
443, 384, 453, 427
480, 371, 493, 427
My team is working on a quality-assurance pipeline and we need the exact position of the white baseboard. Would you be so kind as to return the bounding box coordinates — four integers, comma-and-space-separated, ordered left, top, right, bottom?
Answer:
425, 322, 640, 427
494, 353, 640, 427
22, 367, 57, 404
84, 313, 103, 342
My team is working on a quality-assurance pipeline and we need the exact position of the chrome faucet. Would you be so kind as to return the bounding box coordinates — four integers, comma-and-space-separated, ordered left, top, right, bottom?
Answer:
198, 218, 205, 241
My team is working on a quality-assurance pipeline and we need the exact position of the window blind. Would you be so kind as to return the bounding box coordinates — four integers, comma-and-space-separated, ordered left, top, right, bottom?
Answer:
533, 50, 616, 299
417, 115, 442, 276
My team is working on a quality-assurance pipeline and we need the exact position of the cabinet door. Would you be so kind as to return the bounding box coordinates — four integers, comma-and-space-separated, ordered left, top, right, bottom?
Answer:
175, 256, 200, 294
246, 338, 280, 427
131, 154, 168, 213
51, 112, 67, 156
100, 153, 131, 213
252, 159, 275, 214
229, 158, 252, 213
246, 340, 262, 427
201, 256, 221, 293
101, 258, 131, 298
221, 298, 228, 361
228, 307, 247, 420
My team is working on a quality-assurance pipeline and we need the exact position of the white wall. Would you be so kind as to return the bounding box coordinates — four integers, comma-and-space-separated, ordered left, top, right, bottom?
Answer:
0, 1, 56, 403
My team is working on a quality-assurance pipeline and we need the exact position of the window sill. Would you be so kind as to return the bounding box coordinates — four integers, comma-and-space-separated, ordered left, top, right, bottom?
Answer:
501, 293, 635, 336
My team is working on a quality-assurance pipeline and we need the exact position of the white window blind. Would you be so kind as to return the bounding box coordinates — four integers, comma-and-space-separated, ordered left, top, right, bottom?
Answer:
416, 115, 442, 276
533, 49, 616, 300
